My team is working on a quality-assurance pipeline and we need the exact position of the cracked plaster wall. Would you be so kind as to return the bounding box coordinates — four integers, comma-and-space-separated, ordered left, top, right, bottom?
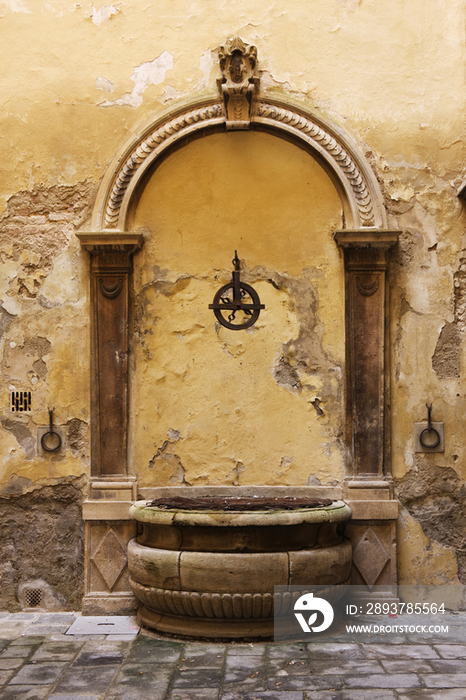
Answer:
0, 0, 466, 601
130, 131, 345, 488
0, 182, 92, 608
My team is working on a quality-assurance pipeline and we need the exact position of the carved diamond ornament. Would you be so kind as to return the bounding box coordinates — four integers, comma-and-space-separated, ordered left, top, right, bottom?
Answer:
352, 527, 389, 589
91, 529, 127, 591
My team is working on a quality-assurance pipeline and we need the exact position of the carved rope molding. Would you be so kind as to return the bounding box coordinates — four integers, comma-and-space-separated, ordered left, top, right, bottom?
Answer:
103, 100, 376, 229
255, 103, 375, 226
105, 103, 224, 227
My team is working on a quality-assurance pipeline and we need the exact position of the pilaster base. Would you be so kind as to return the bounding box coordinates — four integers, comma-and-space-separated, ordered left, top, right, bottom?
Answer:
345, 480, 398, 588
82, 480, 137, 615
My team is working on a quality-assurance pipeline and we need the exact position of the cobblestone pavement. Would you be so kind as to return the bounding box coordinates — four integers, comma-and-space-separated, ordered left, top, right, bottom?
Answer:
1, 612, 466, 699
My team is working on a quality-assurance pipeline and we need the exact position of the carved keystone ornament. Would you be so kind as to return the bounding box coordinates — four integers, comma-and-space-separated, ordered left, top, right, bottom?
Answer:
218, 36, 259, 129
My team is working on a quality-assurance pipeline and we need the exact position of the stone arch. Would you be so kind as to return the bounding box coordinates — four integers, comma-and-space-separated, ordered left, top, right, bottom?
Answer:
91, 97, 387, 232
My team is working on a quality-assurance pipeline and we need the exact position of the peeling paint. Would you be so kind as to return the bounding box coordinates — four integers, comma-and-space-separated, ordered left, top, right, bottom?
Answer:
432, 322, 461, 379
95, 77, 114, 93
233, 461, 245, 485
91, 4, 119, 26
1, 0, 31, 13
1, 418, 35, 459
100, 51, 174, 108
198, 49, 213, 87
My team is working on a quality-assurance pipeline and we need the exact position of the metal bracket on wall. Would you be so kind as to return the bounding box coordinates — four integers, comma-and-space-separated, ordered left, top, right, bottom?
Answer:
209, 252, 265, 330
414, 403, 444, 453
37, 408, 66, 456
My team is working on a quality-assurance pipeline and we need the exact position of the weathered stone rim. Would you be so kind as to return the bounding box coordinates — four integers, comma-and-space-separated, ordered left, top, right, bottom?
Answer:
130, 499, 352, 527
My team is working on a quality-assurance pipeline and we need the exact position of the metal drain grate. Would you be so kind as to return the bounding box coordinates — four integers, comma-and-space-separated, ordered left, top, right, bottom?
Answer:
11, 390, 32, 413
24, 588, 43, 608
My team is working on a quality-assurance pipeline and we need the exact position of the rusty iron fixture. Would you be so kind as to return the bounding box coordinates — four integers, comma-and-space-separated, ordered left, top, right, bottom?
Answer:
41, 408, 62, 453
209, 251, 265, 330
146, 496, 333, 511
419, 403, 440, 449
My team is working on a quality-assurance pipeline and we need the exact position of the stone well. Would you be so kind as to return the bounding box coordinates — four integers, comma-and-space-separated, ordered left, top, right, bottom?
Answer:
128, 489, 352, 638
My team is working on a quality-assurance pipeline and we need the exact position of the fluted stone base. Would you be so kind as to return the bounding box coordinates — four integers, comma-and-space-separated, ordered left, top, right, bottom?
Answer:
131, 578, 350, 638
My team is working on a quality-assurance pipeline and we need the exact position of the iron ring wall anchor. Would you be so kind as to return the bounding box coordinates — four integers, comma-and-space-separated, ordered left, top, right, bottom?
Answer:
419, 403, 440, 449
41, 408, 62, 453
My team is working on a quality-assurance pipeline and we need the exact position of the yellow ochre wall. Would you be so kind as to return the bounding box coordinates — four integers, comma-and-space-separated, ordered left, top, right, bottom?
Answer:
131, 131, 344, 487
1, 0, 466, 600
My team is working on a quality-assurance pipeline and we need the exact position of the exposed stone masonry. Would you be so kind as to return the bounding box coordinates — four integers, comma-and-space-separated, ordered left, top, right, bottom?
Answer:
0, 478, 86, 611
395, 458, 466, 583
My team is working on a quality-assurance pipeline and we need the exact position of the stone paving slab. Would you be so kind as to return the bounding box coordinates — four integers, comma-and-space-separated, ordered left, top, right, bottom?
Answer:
23, 626, 73, 636
434, 643, 466, 657
30, 642, 84, 662
268, 657, 312, 674
167, 691, 220, 700
9, 662, 70, 686
106, 662, 174, 700
361, 643, 441, 658
0, 624, 34, 639
396, 691, 466, 699
268, 643, 309, 659
172, 668, 225, 688
309, 659, 383, 675
73, 650, 125, 665
380, 658, 434, 673
343, 672, 422, 688
180, 647, 225, 668
49, 695, 103, 700
302, 692, 396, 700
0, 686, 54, 699
226, 644, 266, 655
0, 669, 16, 685
125, 636, 182, 664
2, 645, 40, 658
222, 693, 304, 700
51, 664, 120, 694
306, 642, 365, 659
0, 657, 25, 670
268, 674, 344, 690
420, 672, 466, 687
428, 658, 466, 672
30, 615, 77, 624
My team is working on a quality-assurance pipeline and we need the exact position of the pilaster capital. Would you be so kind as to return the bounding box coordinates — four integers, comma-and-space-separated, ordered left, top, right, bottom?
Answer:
334, 229, 400, 250
76, 232, 144, 252
334, 229, 400, 271
76, 232, 144, 274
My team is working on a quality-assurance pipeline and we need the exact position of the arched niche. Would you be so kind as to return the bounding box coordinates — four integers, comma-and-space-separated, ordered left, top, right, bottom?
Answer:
128, 129, 346, 488
78, 95, 396, 484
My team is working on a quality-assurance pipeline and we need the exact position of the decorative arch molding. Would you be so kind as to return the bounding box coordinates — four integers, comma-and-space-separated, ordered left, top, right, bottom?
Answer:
91, 96, 387, 232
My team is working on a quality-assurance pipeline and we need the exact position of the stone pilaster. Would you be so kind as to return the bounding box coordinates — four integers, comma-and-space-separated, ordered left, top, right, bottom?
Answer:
335, 230, 400, 588
77, 233, 143, 613
77, 233, 143, 477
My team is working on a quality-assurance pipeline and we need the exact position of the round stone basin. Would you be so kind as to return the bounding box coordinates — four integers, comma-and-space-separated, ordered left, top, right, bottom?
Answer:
128, 493, 352, 639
